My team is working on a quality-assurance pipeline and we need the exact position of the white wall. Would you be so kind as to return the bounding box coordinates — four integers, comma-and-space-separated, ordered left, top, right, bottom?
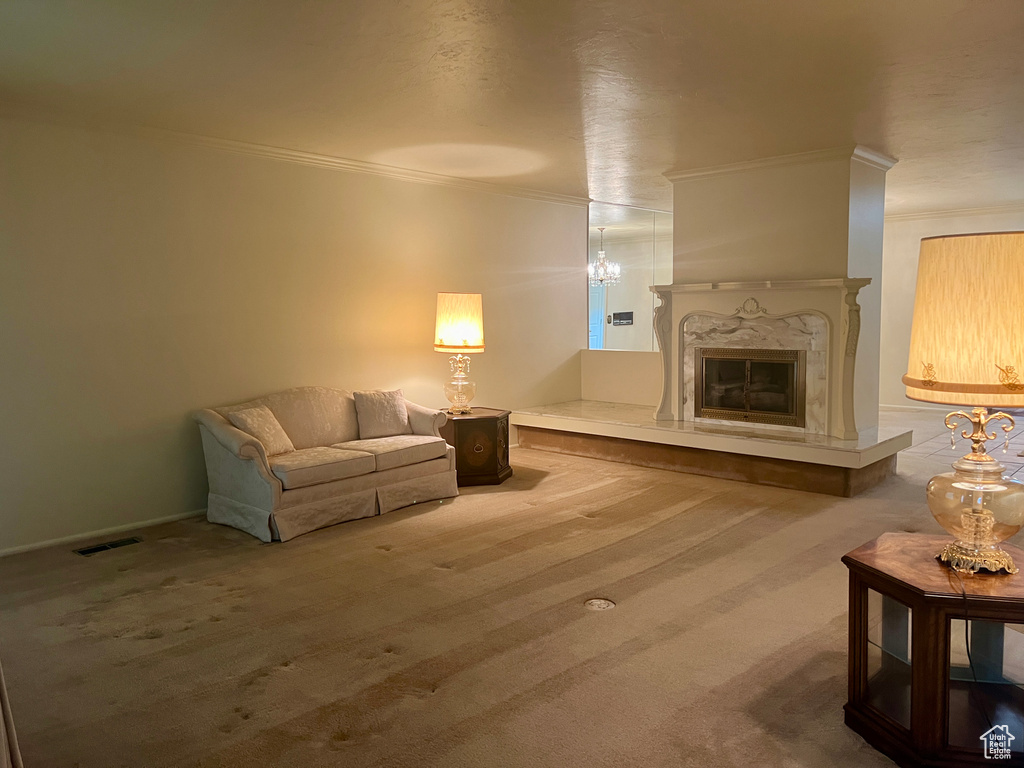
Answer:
846, 159, 888, 432
671, 154, 852, 283
599, 232, 673, 352
602, 237, 657, 351
879, 208, 1024, 407
0, 117, 587, 553
581, 350, 661, 406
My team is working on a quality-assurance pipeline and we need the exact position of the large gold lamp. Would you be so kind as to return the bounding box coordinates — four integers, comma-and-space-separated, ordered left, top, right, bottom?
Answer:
903, 232, 1024, 574
434, 292, 484, 414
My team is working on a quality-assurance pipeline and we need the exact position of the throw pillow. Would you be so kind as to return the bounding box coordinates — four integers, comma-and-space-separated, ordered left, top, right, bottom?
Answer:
354, 389, 413, 439
227, 405, 296, 456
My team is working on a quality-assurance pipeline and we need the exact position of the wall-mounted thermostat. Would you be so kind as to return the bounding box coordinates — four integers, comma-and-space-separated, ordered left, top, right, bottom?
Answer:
612, 312, 634, 326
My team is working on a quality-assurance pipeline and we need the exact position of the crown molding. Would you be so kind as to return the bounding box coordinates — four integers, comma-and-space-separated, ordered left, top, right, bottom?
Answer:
141, 129, 592, 207
590, 231, 673, 246
851, 145, 897, 171
0, 107, 591, 208
884, 202, 1024, 222
664, 145, 895, 182
589, 199, 673, 215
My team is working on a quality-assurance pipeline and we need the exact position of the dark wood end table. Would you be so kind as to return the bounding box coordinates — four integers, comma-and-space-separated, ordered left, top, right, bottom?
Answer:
438, 407, 512, 487
843, 532, 1024, 767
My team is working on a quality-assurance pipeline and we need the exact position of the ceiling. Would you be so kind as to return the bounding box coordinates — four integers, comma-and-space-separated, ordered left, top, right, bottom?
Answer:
2, 1, 1023, 216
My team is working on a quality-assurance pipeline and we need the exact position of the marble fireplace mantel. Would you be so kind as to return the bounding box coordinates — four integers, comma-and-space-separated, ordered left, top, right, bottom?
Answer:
651, 277, 871, 440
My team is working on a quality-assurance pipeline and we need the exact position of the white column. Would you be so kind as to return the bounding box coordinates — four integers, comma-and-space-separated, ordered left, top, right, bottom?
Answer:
664, 146, 895, 438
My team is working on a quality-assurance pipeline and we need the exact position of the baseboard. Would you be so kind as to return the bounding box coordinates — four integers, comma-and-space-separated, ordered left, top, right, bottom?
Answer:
879, 402, 951, 412
0, 508, 207, 558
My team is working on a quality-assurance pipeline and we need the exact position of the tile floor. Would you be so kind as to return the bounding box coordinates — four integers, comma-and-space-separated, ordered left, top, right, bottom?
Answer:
884, 405, 1024, 480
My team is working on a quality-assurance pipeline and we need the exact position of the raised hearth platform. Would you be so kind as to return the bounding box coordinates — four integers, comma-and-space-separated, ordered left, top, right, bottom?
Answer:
511, 401, 913, 497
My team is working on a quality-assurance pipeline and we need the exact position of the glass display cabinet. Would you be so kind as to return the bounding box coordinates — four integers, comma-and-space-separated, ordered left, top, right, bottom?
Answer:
843, 533, 1024, 767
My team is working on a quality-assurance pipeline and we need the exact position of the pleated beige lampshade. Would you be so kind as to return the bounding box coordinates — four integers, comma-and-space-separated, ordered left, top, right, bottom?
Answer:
434, 293, 485, 353
903, 232, 1024, 406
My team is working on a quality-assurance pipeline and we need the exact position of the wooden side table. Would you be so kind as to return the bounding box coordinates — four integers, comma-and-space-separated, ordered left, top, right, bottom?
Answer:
438, 407, 512, 486
843, 533, 1024, 767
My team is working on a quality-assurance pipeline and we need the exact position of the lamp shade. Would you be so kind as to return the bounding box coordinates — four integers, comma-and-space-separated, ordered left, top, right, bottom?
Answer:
903, 232, 1024, 406
434, 292, 485, 353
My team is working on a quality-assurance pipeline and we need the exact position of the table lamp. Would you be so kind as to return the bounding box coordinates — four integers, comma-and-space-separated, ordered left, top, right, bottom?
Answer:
903, 232, 1024, 574
434, 292, 484, 414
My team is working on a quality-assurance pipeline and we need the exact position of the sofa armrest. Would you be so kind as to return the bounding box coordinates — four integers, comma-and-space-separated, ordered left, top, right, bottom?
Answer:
193, 409, 272, 468
194, 409, 282, 510
406, 401, 447, 437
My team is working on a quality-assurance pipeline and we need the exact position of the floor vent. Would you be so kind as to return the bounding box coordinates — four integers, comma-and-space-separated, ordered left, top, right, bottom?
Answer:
74, 536, 142, 556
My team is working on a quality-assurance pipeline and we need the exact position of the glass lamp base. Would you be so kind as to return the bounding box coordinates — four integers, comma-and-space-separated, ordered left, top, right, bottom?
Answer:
443, 378, 476, 415
925, 407, 1024, 577
442, 353, 477, 415
938, 541, 1019, 575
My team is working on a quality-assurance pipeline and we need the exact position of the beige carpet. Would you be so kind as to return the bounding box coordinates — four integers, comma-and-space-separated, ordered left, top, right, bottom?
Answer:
0, 436, 955, 767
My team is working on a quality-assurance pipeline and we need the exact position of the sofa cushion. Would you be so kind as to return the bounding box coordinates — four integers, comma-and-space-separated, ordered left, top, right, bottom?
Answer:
353, 389, 413, 439
269, 447, 375, 490
218, 387, 360, 449
333, 435, 447, 472
227, 405, 295, 456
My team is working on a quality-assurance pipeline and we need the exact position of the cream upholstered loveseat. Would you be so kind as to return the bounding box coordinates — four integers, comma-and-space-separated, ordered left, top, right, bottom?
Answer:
193, 387, 458, 542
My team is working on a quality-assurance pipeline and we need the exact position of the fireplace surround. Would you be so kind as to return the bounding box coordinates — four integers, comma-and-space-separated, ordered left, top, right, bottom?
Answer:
652, 278, 871, 439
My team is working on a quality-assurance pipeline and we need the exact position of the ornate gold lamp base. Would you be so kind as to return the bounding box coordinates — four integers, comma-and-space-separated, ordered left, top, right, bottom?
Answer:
938, 541, 1019, 575
925, 407, 1024, 578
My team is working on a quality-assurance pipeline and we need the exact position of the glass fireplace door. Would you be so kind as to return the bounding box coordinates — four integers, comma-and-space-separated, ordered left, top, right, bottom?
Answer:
695, 348, 806, 428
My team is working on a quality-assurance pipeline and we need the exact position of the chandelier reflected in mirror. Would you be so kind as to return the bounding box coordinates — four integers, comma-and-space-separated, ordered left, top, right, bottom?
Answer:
588, 227, 621, 286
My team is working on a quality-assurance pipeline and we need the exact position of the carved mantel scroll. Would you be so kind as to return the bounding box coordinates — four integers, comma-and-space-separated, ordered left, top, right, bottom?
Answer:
735, 297, 769, 317
844, 289, 863, 359
841, 285, 867, 436
652, 289, 674, 421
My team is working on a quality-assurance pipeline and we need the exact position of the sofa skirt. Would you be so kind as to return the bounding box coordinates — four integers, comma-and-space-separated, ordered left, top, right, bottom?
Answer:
206, 468, 459, 542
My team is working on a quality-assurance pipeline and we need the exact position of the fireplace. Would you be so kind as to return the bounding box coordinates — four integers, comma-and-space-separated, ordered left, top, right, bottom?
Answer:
694, 348, 806, 428
651, 279, 870, 438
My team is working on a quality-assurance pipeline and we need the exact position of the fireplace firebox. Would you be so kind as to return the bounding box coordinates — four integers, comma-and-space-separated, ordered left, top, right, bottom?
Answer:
694, 348, 806, 427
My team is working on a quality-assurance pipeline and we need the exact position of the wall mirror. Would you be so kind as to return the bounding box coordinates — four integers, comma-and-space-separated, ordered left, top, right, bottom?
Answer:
588, 202, 673, 351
